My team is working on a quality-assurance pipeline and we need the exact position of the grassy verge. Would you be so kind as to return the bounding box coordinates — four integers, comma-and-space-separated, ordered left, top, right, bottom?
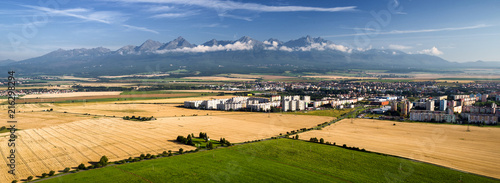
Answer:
38, 138, 497, 183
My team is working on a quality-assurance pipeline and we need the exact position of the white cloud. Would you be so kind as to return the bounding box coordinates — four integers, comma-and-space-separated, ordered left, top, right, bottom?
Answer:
279, 46, 293, 52
157, 41, 254, 53
151, 12, 198, 18
217, 13, 253, 21
296, 42, 350, 52
22, 5, 158, 34
323, 24, 491, 38
417, 46, 443, 56
148, 6, 174, 12
264, 42, 350, 52
117, 0, 356, 12
388, 44, 412, 50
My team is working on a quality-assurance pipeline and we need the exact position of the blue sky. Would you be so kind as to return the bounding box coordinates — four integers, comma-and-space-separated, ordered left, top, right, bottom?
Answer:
0, 0, 499, 62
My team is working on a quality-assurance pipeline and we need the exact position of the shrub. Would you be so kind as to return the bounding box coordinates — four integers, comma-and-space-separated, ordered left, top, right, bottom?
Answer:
41, 173, 48, 178
179, 148, 184, 154
78, 163, 86, 170
27, 176, 34, 180
99, 155, 109, 165
63, 167, 70, 173
11, 180, 17, 183
49, 170, 55, 176
295, 134, 299, 139
320, 138, 324, 144
87, 165, 95, 169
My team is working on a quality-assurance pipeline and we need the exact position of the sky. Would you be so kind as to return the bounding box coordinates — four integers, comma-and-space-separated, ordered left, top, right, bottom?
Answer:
0, 0, 499, 62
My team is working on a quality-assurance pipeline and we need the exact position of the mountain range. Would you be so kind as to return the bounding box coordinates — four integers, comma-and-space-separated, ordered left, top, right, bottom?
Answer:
2, 36, 499, 77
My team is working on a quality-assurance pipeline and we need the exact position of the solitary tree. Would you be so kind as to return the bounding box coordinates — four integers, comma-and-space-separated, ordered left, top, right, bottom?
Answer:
207, 141, 214, 149
63, 167, 70, 173
320, 138, 325, 144
99, 155, 109, 165
78, 163, 86, 170
49, 170, 55, 176
27, 176, 33, 181
179, 148, 184, 154
295, 134, 299, 139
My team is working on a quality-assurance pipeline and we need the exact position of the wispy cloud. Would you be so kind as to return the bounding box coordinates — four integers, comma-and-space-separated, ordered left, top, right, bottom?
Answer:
323, 24, 492, 38
151, 12, 198, 18
147, 6, 174, 12
22, 5, 158, 34
123, 24, 159, 34
22, 5, 113, 24
115, 0, 356, 12
217, 13, 253, 21
195, 23, 228, 28
388, 44, 412, 50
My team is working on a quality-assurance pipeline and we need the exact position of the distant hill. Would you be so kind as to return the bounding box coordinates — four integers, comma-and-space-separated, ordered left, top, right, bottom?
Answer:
2, 36, 498, 77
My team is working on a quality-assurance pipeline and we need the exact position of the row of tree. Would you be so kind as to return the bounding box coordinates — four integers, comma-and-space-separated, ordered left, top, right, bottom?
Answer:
123, 115, 155, 121
306, 137, 366, 152
177, 134, 195, 146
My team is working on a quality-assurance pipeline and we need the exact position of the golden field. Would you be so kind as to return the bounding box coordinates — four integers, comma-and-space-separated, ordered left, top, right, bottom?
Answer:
299, 118, 500, 179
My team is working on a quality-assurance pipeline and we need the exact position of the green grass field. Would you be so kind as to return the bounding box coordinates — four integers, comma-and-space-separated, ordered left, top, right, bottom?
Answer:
38, 138, 497, 183
191, 138, 224, 148
437, 78, 500, 81
285, 108, 356, 118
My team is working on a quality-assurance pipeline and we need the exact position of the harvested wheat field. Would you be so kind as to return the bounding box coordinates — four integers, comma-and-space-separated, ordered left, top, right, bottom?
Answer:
21, 91, 122, 99
299, 119, 500, 179
17, 93, 198, 103
0, 104, 93, 129
219, 74, 296, 80
0, 118, 195, 183
0, 113, 332, 182
183, 76, 255, 81
52, 103, 246, 118
303, 75, 369, 80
